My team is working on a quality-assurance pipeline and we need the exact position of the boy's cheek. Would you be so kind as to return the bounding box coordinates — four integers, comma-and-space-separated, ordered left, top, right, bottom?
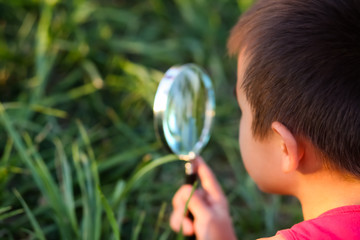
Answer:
238, 119, 278, 192
238, 116, 254, 162
238, 121, 255, 175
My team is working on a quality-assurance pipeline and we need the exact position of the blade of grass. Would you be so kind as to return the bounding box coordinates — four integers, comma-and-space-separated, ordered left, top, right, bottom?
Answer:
83, 153, 101, 240
116, 199, 126, 239
71, 1, 96, 24
0, 138, 14, 187
72, 142, 101, 240
17, 12, 36, 41
42, 83, 98, 106
98, 143, 160, 172
31, 1, 57, 107
152, 202, 167, 240
82, 60, 104, 89
50, 68, 82, 91
54, 138, 79, 236
1, 137, 13, 166
0, 103, 74, 239
76, 120, 102, 240
76, 120, 96, 163
105, 107, 154, 146
114, 154, 178, 208
264, 195, 280, 234
131, 211, 146, 240
0, 207, 24, 221
31, 104, 68, 118
99, 188, 120, 240
159, 228, 172, 240
92, 7, 139, 28
110, 180, 126, 239
2, 102, 67, 118
0, 206, 12, 215
13, 189, 46, 240
72, 143, 89, 240
22, 132, 72, 239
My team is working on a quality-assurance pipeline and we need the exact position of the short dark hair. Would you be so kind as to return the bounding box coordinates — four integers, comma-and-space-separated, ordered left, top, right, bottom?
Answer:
228, 0, 360, 177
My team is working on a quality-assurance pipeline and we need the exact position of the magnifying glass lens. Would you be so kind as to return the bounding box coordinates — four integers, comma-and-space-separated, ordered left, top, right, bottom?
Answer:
161, 65, 215, 159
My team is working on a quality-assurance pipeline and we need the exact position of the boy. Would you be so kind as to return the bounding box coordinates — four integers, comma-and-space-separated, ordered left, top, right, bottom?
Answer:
169, 0, 360, 239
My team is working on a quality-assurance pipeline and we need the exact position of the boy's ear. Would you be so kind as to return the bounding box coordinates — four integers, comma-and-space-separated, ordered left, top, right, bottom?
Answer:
271, 122, 304, 173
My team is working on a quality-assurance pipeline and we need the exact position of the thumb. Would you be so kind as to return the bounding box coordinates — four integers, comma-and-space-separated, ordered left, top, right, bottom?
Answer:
195, 157, 225, 202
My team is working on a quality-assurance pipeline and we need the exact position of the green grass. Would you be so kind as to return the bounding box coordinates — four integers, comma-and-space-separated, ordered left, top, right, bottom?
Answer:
0, 0, 302, 239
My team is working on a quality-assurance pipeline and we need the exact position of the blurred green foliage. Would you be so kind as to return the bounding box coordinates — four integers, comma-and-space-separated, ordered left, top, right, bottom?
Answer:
0, 0, 302, 239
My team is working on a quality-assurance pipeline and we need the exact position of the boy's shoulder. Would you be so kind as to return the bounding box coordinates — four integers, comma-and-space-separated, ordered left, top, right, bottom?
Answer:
275, 205, 360, 240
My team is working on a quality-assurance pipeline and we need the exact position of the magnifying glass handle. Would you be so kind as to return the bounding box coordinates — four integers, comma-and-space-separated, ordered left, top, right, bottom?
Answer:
184, 172, 197, 240
185, 173, 197, 185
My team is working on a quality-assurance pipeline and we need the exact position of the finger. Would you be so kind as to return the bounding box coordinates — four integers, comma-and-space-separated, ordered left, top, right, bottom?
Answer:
172, 185, 209, 217
172, 185, 191, 209
169, 208, 182, 232
196, 157, 225, 201
170, 210, 195, 236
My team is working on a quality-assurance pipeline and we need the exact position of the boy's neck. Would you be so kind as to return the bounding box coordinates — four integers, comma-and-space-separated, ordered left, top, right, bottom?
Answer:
297, 170, 360, 220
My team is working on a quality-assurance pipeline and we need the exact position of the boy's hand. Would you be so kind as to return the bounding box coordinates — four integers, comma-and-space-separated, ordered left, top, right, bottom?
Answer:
170, 157, 237, 240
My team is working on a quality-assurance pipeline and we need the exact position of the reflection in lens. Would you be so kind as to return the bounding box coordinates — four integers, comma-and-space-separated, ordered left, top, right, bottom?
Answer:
163, 65, 214, 158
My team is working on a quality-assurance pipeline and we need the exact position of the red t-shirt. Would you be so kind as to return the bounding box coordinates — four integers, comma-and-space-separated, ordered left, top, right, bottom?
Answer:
277, 205, 360, 240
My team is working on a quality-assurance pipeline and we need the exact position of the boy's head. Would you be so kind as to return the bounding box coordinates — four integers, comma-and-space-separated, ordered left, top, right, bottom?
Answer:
228, 0, 360, 177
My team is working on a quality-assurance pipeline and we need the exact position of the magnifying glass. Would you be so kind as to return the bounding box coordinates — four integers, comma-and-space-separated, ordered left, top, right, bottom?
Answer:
153, 63, 215, 184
